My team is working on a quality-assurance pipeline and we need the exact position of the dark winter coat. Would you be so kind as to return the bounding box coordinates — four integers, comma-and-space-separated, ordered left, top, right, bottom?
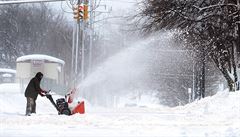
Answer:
24, 72, 44, 100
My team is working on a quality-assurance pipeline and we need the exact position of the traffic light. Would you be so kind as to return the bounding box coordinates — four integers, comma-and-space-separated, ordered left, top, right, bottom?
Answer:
73, 5, 80, 20
83, 4, 88, 20
78, 4, 84, 19
73, 4, 84, 21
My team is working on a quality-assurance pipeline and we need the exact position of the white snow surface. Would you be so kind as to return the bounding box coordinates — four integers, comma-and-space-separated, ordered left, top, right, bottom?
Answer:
0, 84, 240, 137
0, 68, 16, 74
0, 83, 21, 93
16, 54, 65, 65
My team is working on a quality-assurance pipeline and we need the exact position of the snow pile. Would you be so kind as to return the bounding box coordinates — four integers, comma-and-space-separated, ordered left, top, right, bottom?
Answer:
176, 90, 240, 117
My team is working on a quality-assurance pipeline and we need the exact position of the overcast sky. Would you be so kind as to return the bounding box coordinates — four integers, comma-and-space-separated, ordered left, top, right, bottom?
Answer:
103, 0, 137, 10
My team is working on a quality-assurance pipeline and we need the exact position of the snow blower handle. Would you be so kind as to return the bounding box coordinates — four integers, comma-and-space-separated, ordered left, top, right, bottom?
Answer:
44, 90, 60, 112
44, 89, 54, 104
42, 90, 51, 97
45, 89, 51, 94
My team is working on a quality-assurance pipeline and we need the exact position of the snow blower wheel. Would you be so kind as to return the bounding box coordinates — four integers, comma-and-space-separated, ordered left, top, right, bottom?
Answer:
56, 98, 71, 115
61, 109, 71, 115
45, 93, 72, 116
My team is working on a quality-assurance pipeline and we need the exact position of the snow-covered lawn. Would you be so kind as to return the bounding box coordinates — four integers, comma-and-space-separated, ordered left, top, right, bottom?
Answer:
0, 85, 239, 137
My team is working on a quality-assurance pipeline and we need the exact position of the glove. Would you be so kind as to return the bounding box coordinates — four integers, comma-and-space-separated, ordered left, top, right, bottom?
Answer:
42, 90, 48, 94
39, 93, 45, 97
39, 91, 46, 97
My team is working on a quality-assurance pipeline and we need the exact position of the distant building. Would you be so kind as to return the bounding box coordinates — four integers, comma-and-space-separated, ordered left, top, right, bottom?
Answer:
0, 68, 16, 83
16, 54, 66, 94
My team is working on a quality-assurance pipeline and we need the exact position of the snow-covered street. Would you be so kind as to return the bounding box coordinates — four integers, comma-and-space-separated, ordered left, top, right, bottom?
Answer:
1, 89, 239, 137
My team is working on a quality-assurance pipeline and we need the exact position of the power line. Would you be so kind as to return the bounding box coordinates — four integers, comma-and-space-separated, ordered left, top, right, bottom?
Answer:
0, 0, 65, 5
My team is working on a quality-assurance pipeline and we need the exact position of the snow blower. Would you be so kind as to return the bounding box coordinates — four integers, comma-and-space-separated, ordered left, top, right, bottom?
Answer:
45, 89, 85, 115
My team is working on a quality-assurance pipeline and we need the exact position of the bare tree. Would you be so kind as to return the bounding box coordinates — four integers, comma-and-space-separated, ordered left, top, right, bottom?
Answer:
136, 0, 240, 92
0, 4, 72, 79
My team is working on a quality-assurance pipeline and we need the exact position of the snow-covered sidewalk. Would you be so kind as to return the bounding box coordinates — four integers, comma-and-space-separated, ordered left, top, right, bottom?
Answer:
0, 90, 240, 137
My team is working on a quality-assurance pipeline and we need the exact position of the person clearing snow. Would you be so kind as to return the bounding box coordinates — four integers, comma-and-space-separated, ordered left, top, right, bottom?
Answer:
24, 72, 47, 116
24, 75, 84, 116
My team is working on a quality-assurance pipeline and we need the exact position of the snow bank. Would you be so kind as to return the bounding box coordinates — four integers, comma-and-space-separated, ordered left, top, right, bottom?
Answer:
176, 90, 240, 116
173, 90, 240, 131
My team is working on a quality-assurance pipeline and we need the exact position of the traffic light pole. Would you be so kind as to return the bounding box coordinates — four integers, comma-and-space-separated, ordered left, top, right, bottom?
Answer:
71, 18, 79, 86
71, 0, 82, 86
75, 21, 80, 80
71, 20, 76, 86
81, 19, 85, 81
71, 0, 88, 83
88, 0, 94, 73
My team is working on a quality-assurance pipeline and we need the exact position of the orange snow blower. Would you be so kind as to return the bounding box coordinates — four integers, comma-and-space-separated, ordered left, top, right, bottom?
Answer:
45, 89, 85, 115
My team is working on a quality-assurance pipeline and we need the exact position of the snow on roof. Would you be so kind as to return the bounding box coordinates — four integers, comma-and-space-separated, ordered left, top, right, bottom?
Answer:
0, 68, 16, 74
16, 54, 65, 65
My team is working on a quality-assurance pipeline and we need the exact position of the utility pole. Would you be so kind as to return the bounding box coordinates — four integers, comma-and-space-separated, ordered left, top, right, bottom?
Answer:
71, 0, 89, 83
80, 0, 90, 81
71, 0, 84, 86
71, 19, 76, 86
88, 0, 94, 73
81, 1, 85, 81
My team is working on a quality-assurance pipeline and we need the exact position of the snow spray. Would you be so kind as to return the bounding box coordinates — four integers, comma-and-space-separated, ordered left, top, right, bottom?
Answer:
76, 31, 188, 107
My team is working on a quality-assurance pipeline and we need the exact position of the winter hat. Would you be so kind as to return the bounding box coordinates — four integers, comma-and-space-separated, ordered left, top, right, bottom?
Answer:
35, 72, 43, 81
